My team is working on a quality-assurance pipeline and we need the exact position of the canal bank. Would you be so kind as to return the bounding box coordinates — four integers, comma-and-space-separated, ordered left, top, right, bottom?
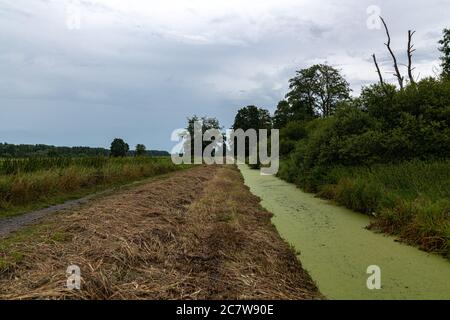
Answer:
239, 165, 450, 300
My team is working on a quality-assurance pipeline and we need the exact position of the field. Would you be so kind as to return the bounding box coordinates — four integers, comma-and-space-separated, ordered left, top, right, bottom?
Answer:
0, 157, 186, 218
0, 165, 321, 299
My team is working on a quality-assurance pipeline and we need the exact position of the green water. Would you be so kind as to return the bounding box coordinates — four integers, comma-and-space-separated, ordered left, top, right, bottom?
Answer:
239, 165, 450, 300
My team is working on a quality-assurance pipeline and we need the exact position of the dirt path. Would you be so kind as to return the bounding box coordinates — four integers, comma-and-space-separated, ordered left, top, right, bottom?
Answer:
0, 173, 177, 239
0, 165, 321, 300
0, 191, 107, 239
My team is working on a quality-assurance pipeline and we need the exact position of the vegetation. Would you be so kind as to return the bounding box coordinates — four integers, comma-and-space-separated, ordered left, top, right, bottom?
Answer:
0, 143, 109, 158
0, 142, 169, 158
286, 64, 351, 118
135, 144, 147, 157
0, 156, 186, 218
233, 28, 450, 257
110, 138, 130, 157
184, 116, 222, 158
232, 106, 273, 168
0, 166, 321, 299
439, 28, 450, 79
312, 160, 450, 256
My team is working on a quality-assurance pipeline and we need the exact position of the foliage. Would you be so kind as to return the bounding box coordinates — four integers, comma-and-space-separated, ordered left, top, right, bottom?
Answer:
0, 143, 169, 158
439, 28, 450, 79
232, 105, 272, 131
273, 65, 450, 256
185, 115, 222, 158
0, 157, 185, 218
232, 106, 272, 162
110, 138, 130, 157
0, 143, 109, 158
286, 64, 351, 117
135, 144, 147, 157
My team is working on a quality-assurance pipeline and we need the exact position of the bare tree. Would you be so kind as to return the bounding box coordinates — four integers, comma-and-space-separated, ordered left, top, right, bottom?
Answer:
380, 16, 404, 89
372, 53, 385, 86
407, 30, 416, 84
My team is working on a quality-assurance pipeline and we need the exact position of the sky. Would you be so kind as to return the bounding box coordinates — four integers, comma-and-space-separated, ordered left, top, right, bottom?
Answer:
0, 0, 449, 151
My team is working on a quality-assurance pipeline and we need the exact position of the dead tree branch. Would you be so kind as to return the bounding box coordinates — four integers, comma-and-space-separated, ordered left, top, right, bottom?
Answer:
407, 30, 416, 84
372, 53, 385, 86
380, 16, 404, 89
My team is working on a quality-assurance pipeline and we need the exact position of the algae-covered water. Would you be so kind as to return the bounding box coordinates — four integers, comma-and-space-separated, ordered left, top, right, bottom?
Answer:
239, 165, 450, 300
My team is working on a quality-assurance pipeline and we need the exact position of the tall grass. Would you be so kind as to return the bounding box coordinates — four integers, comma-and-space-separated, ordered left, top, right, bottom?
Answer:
0, 157, 187, 217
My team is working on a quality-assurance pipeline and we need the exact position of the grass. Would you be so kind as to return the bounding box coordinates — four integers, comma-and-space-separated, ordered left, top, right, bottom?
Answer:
0, 165, 321, 299
0, 156, 190, 218
280, 159, 450, 258
0, 223, 48, 272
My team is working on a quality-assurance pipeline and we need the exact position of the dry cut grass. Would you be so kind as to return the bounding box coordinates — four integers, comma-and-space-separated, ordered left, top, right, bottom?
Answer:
0, 165, 321, 299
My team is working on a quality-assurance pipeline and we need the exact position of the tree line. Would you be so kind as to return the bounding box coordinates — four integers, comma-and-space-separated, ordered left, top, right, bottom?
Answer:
0, 140, 169, 158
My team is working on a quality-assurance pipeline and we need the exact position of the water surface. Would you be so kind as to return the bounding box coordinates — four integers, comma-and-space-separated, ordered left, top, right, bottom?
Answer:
239, 165, 450, 300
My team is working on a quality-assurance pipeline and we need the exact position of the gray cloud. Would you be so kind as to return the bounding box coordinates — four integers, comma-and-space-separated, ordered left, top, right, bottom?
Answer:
0, 0, 448, 150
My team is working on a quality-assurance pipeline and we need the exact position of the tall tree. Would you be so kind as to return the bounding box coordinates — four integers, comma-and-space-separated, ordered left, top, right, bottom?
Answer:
286, 64, 350, 117
233, 105, 272, 131
135, 144, 147, 157
232, 105, 272, 158
273, 100, 291, 129
185, 116, 222, 158
273, 99, 315, 129
439, 28, 450, 79
110, 138, 129, 157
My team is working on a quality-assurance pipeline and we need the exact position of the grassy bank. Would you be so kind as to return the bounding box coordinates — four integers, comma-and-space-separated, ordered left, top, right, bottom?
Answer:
0, 157, 187, 218
279, 159, 450, 258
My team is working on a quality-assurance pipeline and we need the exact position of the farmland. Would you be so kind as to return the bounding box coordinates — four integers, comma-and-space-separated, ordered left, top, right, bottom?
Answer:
0, 156, 185, 218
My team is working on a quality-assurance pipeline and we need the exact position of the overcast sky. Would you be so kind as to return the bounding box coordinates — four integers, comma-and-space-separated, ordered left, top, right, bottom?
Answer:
0, 0, 448, 150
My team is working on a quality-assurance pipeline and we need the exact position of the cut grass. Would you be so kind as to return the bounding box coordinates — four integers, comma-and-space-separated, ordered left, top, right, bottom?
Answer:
0, 165, 322, 300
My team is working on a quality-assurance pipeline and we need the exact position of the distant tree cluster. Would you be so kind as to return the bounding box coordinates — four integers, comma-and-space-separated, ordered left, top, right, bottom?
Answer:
0, 142, 169, 158
110, 139, 169, 157
0, 143, 109, 158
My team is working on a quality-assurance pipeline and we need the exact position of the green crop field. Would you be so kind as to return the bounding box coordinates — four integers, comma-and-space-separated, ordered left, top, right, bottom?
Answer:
0, 156, 185, 218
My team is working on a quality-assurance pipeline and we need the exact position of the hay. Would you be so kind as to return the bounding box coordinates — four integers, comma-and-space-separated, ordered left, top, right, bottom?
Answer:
0, 165, 322, 300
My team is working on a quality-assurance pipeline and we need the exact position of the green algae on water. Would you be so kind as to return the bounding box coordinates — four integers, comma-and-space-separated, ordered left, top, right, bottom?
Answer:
239, 165, 450, 300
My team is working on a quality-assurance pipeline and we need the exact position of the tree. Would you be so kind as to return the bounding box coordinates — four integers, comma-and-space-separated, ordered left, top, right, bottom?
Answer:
439, 28, 450, 79
232, 105, 272, 132
273, 99, 315, 129
232, 105, 272, 160
273, 100, 291, 129
286, 64, 350, 117
110, 138, 129, 157
135, 144, 147, 157
185, 116, 222, 158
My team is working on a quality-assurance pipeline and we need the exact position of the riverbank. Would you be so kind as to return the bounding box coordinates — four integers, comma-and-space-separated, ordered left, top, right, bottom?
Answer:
240, 164, 450, 300
279, 159, 450, 258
